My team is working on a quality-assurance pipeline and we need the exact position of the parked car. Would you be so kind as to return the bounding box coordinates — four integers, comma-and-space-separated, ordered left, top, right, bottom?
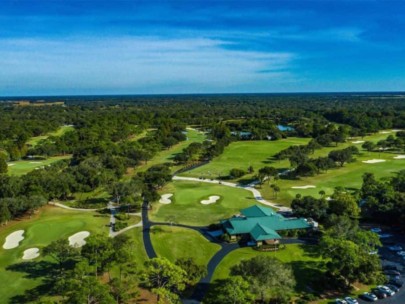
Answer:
344, 296, 358, 304
384, 269, 401, 276
360, 292, 378, 302
372, 288, 387, 299
335, 299, 347, 304
386, 284, 400, 292
370, 227, 382, 233
378, 233, 393, 238
396, 250, 405, 256
377, 285, 395, 296
383, 265, 400, 271
389, 278, 404, 287
388, 245, 403, 251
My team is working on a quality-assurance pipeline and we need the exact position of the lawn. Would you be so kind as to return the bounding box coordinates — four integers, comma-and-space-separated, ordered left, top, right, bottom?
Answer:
132, 128, 207, 174
259, 149, 405, 206
7, 155, 72, 176
212, 244, 327, 294
120, 227, 149, 270
150, 226, 220, 266
0, 206, 109, 303
179, 137, 310, 180
149, 180, 259, 226
27, 125, 75, 147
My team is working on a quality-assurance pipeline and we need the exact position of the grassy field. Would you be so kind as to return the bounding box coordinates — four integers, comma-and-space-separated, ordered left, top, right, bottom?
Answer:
7, 155, 72, 176
212, 244, 327, 294
27, 125, 74, 147
0, 206, 109, 303
180, 137, 310, 180
260, 149, 404, 206
150, 180, 258, 226
132, 128, 206, 174
120, 227, 149, 270
150, 225, 220, 266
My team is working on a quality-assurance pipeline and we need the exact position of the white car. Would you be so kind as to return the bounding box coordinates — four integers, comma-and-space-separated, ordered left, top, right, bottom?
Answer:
335, 299, 347, 304
377, 285, 395, 296
344, 296, 358, 304
397, 251, 405, 256
370, 227, 382, 233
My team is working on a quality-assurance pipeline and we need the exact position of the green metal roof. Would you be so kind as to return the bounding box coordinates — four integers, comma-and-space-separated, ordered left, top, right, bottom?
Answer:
250, 224, 281, 241
240, 205, 276, 217
222, 205, 310, 238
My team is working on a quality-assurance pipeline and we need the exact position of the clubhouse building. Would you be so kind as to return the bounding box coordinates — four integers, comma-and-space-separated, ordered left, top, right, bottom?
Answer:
221, 205, 312, 249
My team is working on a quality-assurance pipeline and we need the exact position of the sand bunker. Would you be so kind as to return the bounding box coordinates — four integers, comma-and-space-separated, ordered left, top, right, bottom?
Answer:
201, 195, 221, 205
291, 185, 316, 189
3, 230, 25, 249
159, 194, 173, 204
22, 248, 40, 260
379, 131, 391, 134
29, 161, 43, 164
352, 140, 365, 144
7, 164, 15, 167
69, 231, 90, 248
362, 159, 386, 164
394, 155, 405, 159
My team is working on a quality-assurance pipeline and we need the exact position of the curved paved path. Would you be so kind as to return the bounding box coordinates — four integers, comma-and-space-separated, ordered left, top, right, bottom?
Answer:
173, 176, 292, 212
48, 201, 99, 212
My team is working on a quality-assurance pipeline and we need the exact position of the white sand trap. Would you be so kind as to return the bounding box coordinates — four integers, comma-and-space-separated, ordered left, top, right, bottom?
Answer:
69, 231, 90, 248
363, 159, 386, 164
379, 131, 391, 134
29, 161, 43, 164
201, 195, 221, 205
394, 155, 405, 159
352, 140, 365, 144
22, 248, 40, 260
159, 194, 173, 204
7, 163, 15, 166
291, 185, 316, 189
3, 230, 25, 249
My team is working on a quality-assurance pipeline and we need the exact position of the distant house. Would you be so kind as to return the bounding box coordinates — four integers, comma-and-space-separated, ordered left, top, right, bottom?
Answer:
221, 205, 311, 249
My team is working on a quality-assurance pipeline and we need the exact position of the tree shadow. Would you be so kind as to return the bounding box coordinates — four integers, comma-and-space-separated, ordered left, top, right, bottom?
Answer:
9, 282, 54, 304
6, 260, 57, 279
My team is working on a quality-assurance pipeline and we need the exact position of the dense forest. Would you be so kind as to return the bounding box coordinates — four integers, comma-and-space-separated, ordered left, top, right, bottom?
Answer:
0, 94, 404, 303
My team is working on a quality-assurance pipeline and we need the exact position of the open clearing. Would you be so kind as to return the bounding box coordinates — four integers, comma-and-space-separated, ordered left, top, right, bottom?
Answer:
129, 128, 206, 175
0, 206, 108, 303
26, 125, 74, 147
150, 180, 258, 226
7, 155, 71, 176
151, 226, 220, 266
180, 137, 310, 180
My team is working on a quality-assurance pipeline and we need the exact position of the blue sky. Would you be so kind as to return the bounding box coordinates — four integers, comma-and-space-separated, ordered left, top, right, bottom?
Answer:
0, 0, 404, 96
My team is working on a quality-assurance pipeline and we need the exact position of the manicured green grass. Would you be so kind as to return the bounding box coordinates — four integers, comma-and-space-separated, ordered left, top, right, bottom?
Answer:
120, 227, 149, 270
150, 180, 259, 226
7, 155, 72, 176
27, 125, 74, 147
212, 244, 327, 294
150, 226, 220, 266
133, 128, 207, 174
180, 137, 310, 180
0, 206, 109, 303
260, 149, 405, 206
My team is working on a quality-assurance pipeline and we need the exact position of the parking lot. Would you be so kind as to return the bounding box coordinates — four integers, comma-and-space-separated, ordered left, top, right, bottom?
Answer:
357, 226, 405, 304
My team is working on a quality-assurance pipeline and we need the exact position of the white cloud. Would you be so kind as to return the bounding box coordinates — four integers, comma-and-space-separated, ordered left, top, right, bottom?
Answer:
0, 36, 296, 94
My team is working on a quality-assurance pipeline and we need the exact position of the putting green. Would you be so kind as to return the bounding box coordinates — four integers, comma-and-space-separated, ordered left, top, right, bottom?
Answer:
151, 225, 220, 266
7, 155, 71, 176
150, 180, 259, 226
180, 138, 310, 180
0, 206, 109, 302
212, 244, 326, 294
